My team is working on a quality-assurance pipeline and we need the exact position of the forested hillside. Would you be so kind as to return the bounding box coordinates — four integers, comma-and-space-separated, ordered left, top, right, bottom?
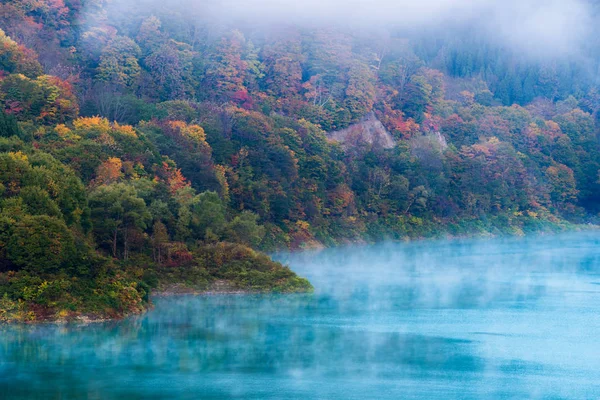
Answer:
1, 0, 599, 321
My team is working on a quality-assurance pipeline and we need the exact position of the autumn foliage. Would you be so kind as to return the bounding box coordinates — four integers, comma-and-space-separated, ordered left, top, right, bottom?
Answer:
1, 1, 600, 320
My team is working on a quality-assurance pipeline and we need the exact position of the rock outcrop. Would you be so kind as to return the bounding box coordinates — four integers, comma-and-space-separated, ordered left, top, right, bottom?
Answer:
328, 112, 396, 149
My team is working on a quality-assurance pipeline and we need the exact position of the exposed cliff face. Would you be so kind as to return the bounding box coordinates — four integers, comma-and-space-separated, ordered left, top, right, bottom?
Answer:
328, 112, 396, 149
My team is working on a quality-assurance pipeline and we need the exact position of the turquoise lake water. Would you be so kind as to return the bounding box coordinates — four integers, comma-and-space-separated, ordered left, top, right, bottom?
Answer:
2, 232, 600, 399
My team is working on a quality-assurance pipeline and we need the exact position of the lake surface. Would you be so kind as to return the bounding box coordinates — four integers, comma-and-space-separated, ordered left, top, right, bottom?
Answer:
2, 232, 600, 399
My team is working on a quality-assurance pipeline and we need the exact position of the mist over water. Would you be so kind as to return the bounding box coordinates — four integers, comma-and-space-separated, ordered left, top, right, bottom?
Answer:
2, 232, 600, 399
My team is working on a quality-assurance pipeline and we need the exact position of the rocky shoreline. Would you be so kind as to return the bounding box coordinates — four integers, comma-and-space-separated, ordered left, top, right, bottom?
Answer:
152, 280, 258, 297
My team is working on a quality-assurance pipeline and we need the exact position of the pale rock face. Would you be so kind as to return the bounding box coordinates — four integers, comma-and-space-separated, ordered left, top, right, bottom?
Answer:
328, 112, 396, 149
409, 131, 448, 170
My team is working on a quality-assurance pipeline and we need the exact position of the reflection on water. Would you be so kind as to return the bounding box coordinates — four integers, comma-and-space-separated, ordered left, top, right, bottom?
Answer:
2, 232, 600, 399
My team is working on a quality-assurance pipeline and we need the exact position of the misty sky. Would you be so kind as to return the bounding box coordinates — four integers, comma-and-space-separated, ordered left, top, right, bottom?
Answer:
196, 0, 594, 57
103, 0, 597, 59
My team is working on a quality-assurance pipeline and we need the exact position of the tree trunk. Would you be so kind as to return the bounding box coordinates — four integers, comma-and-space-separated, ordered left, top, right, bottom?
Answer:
123, 228, 129, 261
112, 228, 118, 258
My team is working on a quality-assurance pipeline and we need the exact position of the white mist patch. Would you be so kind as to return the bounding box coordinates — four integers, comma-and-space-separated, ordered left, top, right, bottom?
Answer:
100, 0, 595, 59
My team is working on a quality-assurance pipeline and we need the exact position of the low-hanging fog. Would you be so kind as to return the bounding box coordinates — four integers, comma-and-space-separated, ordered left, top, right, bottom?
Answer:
274, 231, 600, 309
101, 0, 598, 59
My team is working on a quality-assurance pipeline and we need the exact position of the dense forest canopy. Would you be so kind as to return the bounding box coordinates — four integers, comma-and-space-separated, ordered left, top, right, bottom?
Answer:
1, 0, 599, 321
